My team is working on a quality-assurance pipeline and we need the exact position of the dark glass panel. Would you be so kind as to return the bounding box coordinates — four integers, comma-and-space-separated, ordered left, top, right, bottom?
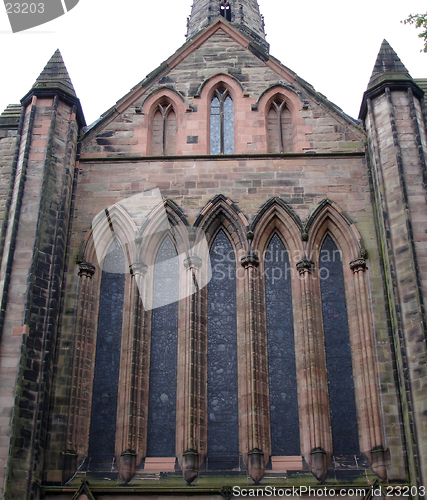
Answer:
265, 234, 299, 455
207, 230, 239, 466
147, 236, 179, 456
320, 235, 359, 455
88, 239, 125, 462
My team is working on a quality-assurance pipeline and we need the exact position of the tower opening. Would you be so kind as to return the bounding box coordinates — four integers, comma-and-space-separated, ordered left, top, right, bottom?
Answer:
219, 0, 231, 22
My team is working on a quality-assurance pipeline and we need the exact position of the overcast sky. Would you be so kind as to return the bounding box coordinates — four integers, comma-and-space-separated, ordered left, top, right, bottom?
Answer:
0, 0, 426, 125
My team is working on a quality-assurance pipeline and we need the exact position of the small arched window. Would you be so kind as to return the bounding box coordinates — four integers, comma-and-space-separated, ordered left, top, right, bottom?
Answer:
267, 98, 293, 153
210, 88, 234, 155
151, 101, 177, 156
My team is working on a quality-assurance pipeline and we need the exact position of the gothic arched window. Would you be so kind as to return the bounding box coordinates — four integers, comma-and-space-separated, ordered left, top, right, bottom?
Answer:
88, 239, 125, 465
267, 98, 293, 153
207, 230, 239, 468
320, 235, 359, 455
151, 101, 177, 156
210, 89, 234, 155
146, 236, 179, 457
265, 234, 299, 455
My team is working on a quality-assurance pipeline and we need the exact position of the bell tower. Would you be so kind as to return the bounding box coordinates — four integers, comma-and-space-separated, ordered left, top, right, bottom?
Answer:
186, 0, 268, 51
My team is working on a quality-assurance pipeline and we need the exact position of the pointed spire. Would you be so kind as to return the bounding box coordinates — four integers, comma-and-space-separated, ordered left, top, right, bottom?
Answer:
367, 40, 412, 90
32, 49, 77, 97
359, 40, 423, 121
186, 0, 268, 52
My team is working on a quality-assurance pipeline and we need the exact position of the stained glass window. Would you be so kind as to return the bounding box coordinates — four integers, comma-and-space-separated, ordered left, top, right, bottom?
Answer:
146, 236, 179, 457
207, 230, 239, 467
88, 239, 125, 463
320, 235, 359, 455
210, 89, 234, 154
265, 234, 299, 455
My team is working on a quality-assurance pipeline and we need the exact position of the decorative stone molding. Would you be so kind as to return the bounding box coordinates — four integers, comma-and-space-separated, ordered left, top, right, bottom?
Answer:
240, 252, 269, 483
349, 257, 367, 272
65, 262, 98, 482
78, 262, 95, 278
116, 267, 148, 483
240, 253, 260, 268
177, 254, 206, 483
129, 261, 148, 276
296, 257, 331, 481
183, 255, 203, 270
296, 257, 314, 274
349, 254, 388, 480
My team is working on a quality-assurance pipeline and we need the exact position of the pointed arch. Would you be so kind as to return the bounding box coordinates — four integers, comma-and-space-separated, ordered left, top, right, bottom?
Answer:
138, 199, 190, 267
305, 199, 363, 266
198, 75, 243, 155
251, 198, 304, 259
254, 85, 312, 153
141, 89, 186, 156
86, 202, 138, 271
194, 194, 248, 254
196, 73, 244, 99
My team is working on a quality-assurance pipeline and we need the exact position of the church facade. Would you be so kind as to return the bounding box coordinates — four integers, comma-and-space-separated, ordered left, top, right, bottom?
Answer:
0, 1, 427, 499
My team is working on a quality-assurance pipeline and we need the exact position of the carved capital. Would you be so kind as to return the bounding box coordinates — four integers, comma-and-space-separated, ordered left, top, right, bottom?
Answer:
296, 258, 314, 274
184, 255, 203, 270
350, 258, 367, 272
78, 262, 95, 278
240, 253, 260, 269
130, 262, 148, 277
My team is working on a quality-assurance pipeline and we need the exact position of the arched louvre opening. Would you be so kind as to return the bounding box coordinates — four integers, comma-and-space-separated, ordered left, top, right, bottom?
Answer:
267, 99, 292, 153
265, 234, 299, 456
210, 89, 234, 154
151, 102, 176, 156
88, 239, 125, 466
320, 235, 359, 456
146, 236, 179, 457
207, 230, 239, 468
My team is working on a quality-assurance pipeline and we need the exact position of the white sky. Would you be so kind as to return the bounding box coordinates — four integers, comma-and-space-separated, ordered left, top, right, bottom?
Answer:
0, 0, 426, 125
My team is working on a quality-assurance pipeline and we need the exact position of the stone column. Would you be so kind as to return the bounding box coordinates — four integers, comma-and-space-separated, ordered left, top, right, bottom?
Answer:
117, 262, 148, 483
240, 252, 269, 483
296, 258, 331, 481
64, 262, 96, 483
350, 257, 388, 480
177, 255, 205, 483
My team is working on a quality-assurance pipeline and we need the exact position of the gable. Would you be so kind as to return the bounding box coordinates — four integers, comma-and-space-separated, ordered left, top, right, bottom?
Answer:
80, 21, 365, 158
